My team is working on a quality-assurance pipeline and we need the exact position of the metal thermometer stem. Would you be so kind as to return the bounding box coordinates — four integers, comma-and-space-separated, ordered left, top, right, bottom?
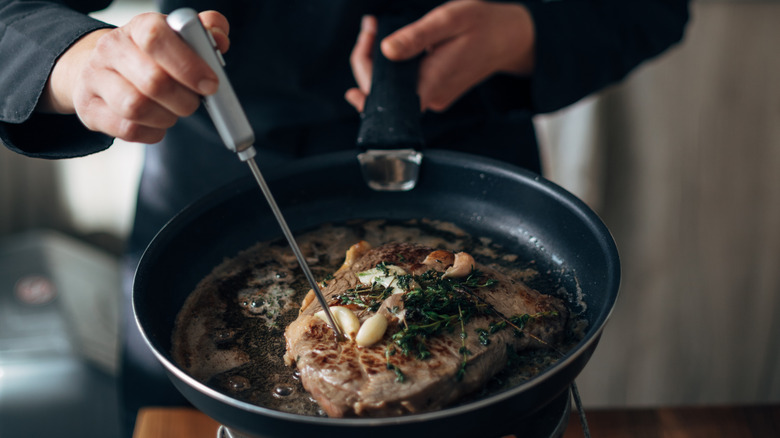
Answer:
166, 8, 343, 341
245, 158, 344, 341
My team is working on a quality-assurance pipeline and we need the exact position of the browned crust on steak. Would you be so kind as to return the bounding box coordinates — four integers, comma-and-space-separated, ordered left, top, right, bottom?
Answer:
284, 242, 567, 417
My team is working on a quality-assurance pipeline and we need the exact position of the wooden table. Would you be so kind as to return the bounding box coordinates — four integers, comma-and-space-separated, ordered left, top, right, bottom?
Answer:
133, 405, 780, 438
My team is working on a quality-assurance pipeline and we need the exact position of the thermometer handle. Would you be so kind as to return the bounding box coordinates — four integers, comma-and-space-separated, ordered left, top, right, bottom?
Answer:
166, 8, 255, 161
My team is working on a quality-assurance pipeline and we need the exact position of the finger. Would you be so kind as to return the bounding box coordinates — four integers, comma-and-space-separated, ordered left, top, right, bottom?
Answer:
381, 1, 470, 61
101, 72, 180, 129
350, 15, 377, 94
199, 10, 231, 53
98, 26, 203, 117
413, 2, 534, 111
344, 87, 366, 112
417, 37, 490, 112
76, 91, 168, 144
126, 13, 219, 96
77, 67, 178, 134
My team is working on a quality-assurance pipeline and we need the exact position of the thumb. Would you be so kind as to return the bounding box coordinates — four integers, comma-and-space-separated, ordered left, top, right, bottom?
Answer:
380, 8, 460, 61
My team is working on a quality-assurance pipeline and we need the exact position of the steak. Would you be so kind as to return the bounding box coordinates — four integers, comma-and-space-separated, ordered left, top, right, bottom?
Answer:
284, 241, 568, 417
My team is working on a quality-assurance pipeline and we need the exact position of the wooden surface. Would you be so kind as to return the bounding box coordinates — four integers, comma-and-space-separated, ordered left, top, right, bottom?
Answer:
134, 405, 780, 438
563, 405, 780, 438
133, 408, 220, 438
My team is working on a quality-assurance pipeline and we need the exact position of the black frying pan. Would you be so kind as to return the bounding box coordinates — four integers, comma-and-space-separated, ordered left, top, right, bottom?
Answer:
133, 149, 619, 438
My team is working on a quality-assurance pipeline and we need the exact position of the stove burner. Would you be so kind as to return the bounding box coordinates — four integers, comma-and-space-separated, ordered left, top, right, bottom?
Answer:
215, 385, 582, 438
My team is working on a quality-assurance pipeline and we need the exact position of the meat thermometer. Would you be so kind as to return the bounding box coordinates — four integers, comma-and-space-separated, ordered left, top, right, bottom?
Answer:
166, 8, 344, 341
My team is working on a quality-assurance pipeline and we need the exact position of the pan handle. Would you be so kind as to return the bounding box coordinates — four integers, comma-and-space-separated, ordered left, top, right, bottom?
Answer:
356, 15, 424, 150
356, 15, 424, 191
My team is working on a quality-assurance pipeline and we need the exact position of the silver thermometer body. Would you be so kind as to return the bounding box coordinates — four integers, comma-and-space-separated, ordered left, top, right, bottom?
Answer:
166, 8, 255, 161
166, 8, 343, 340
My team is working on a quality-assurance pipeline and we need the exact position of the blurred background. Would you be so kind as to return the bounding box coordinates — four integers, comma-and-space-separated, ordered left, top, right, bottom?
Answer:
1, 0, 778, 436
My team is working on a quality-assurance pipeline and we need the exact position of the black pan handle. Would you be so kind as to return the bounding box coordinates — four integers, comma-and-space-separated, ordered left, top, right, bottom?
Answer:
356, 15, 424, 151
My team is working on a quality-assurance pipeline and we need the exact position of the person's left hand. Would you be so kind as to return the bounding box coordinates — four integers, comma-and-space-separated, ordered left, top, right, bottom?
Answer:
345, 0, 535, 113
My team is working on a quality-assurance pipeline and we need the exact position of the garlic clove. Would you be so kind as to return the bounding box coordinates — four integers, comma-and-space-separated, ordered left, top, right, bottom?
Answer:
422, 250, 455, 272
442, 252, 476, 279
356, 264, 407, 288
315, 306, 361, 339
355, 313, 388, 347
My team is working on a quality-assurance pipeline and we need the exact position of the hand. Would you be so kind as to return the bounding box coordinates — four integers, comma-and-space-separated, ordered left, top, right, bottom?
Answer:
345, 0, 535, 113
38, 11, 230, 144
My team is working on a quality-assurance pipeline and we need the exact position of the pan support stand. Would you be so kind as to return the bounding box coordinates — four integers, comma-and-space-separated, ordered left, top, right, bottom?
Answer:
571, 382, 592, 438
216, 383, 591, 438
217, 425, 251, 438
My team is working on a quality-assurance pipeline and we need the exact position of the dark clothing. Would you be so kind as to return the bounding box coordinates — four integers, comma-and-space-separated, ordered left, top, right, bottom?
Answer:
0, 0, 692, 244
0, 0, 690, 433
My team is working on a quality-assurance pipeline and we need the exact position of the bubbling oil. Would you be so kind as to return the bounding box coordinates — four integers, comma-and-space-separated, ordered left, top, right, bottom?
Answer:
171, 219, 584, 417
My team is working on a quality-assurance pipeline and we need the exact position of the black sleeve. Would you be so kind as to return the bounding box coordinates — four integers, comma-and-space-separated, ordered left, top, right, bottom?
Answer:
0, 0, 116, 159
524, 0, 690, 113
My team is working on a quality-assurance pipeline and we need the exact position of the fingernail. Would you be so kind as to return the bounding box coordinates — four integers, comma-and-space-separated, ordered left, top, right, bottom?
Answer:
211, 26, 228, 39
198, 78, 218, 95
361, 15, 375, 33
209, 26, 229, 49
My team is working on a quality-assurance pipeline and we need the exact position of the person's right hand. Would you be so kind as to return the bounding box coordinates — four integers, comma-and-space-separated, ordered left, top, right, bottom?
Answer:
38, 11, 230, 144
345, 1, 535, 113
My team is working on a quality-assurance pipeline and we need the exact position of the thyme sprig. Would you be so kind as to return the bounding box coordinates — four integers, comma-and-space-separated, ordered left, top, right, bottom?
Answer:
487, 311, 558, 335
319, 273, 334, 288
391, 268, 495, 362
375, 261, 392, 275
337, 263, 562, 383
385, 347, 405, 382
335, 282, 393, 312
480, 310, 562, 356
456, 304, 472, 381
454, 284, 561, 352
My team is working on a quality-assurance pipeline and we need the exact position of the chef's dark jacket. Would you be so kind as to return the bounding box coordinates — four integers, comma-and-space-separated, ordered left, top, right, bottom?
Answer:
0, 0, 689, 433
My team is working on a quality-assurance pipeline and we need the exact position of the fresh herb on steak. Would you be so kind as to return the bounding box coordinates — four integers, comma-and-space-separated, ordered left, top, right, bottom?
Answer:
461, 272, 498, 289
476, 328, 491, 346
391, 268, 560, 380
454, 279, 562, 351
488, 312, 554, 335
335, 283, 393, 312
456, 304, 472, 381
493, 311, 561, 339
375, 261, 392, 275
336, 263, 561, 382
392, 269, 493, 364
396, 274, 413, 290
319, 273, 334, 288
479, 310, 561, 350
385, 347, 405, 383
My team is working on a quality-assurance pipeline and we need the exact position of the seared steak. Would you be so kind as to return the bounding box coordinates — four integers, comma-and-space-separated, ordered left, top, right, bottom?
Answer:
284, 241, 568, 417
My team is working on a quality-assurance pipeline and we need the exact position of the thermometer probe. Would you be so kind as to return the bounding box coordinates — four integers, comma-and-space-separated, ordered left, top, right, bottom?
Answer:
166, 8, 343, 341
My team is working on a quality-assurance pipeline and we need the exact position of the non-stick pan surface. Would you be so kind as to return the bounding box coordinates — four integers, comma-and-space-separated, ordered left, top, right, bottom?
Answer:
134, 149, 619, 438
